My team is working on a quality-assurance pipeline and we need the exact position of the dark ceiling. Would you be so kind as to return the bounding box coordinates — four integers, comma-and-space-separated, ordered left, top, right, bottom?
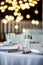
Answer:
0, 0, 42, 21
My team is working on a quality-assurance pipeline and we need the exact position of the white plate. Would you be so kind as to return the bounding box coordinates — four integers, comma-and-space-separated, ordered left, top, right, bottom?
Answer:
31, 49, 43, 55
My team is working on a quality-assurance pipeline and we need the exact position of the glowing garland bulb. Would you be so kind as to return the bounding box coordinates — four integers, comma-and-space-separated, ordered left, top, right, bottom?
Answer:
8, 0, 12, 4
37, 0, 40, 1
34, 10, 39, 14
22, 28, 26, 33
31, 20, 36, 24
14, 12, 17, 16
1, 10, 5, 12
4, 5, 8, 9
19, 1, 23, 4
5, 0, 12, 4
29, 3, 35, 7
23, 0, 27, 2
5, 15, 14, 21
16, 6, 20, 10
5, 0, 10, 3
16, 19, 20, 23
1, 8, 5, 12
8, 7, 14, 11
0, 6, 3, 10
15, 25, 19, 29
17, 13, 21, 16
5, 15, 9, 19
35, 20, 39, 25
26, 5, 30, 9
29, 0, 32, 2
1, 1, 5, 5
16, 16, 22, 22
32, 1, 38, 5
24, 3, 30, 9
20, 4, 25, 10
26, 14, 30, 19
2, 19, 8, 24
9, 16, 14, 20
15, 9, 19, 12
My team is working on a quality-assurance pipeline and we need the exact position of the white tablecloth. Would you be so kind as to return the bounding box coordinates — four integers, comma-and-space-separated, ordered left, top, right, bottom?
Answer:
0, 52, 43, 65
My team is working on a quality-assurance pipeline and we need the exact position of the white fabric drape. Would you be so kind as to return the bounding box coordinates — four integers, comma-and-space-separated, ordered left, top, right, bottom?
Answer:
0, 52, 43, 65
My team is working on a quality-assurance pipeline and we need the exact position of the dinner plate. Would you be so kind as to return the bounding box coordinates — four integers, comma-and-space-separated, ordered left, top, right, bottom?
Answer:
31, 49, 43, 55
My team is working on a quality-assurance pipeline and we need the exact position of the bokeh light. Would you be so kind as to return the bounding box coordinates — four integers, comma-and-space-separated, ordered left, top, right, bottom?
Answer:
15, 25, 19, 29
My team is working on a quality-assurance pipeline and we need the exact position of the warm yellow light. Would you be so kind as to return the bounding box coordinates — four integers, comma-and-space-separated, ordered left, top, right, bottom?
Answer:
5, 0, 12, 4
22, 28, 26, 33
0, 7, 1, 10
26, 5, 30, 9
32, 1, 38, 5
1, 7, 5, 12
5, 15, 9, 19
29, 3, 35, 7
34, 10, 39, 14
15, 25, 19, 29
29, 0, 32, 2
0, 0, 40, 22
4, 5, 8, 9
16, 6, 20, 10
2, 19, 8, 24
24, 3, 30, 9
31, 20, 39, 25
8, 6, 14, 11
0, 5, 8, 12
19, 1, 23, 4
8, 0, 12, 4
16, 16, 23, 23
20, 16, 24, 20
15, 9, 19, 12
17, 13, 21, 16
1, 10, 5, 12
14, 12, 17, 16
1, 1, 5, 5
37, 0, 40, 1
12, 1, 17, 7
5, 0, 9, 2
25, 3, 29, 6
0, 6, 4, 10
20, 4, 25, 10
11, 7, 14, 11
16, 16, 22, 22
16, 19, 20, 23
5, 15, 14, 21
35, 20, 39, 25
23, 0, 27, 2
31, 20, 35, 24
9, 15, 14, 20
8, 7, 11, 10
26, 14, 30, 19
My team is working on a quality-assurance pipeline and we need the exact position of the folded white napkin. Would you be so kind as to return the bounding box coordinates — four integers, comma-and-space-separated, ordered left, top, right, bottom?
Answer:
3, 41, 12, 46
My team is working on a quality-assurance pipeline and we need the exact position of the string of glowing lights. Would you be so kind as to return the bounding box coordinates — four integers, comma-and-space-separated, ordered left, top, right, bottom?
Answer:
0, 0, 40, 31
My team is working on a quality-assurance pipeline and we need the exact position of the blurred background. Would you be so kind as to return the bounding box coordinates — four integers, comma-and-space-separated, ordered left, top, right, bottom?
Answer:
0, 0, 42, 41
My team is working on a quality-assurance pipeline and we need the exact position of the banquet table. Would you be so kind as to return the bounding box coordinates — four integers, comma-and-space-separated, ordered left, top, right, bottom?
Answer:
0, 51, 43, 65
0, 42, 43, 65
